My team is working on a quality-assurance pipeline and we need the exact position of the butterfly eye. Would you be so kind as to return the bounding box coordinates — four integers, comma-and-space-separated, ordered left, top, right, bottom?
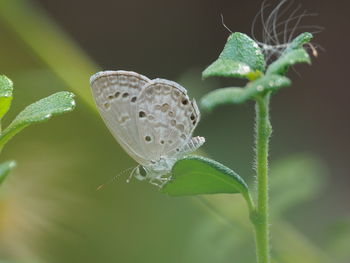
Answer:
138, 166, 147, 177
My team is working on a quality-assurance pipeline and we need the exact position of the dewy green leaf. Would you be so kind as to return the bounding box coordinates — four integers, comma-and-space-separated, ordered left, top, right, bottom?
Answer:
266, 48, 311, 75
0, 91, 75, 150
201, 74, 291, 111
0, 160, 16, 186
162, 156, 253, 209
0, 75, 14, 120
203, 32, 265, 80
202, 59, 262, 80
283, 32, 313, 54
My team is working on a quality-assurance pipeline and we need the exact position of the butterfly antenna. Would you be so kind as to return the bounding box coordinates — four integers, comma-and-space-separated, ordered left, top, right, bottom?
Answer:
126, 166, 138, 183
97, 167, 135, 190
220, 14, 232, 33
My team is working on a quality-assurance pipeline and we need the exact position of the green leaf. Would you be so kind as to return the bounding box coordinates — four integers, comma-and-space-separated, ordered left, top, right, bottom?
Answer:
219, 33, 266, 71
201, 74, 291, 111
0, 75, 14, 120
201, 87, 248, 110
202, 59, 262, 80
283, 32, 313, 54
203, 32, 265, 80
0, 91, 75, 150
266, 33, 313, 76
0, 160, 16, 186
267, 48, 311, 75
162, 155, 249, 197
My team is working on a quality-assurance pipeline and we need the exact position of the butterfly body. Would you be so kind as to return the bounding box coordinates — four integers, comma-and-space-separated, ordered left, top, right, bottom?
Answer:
90, 70, 204, 185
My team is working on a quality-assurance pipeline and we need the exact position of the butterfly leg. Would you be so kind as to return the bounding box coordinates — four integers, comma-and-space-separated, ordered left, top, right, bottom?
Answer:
149, 174, 170, 188
149, 179, 162, 187
158, 178, 170, 188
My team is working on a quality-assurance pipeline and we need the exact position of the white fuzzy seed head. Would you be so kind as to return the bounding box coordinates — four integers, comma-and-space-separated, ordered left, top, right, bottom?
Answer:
251, 0, 323, 64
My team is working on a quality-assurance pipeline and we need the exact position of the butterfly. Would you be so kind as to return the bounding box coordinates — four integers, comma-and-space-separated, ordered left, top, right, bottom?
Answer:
90, 70, 205, 186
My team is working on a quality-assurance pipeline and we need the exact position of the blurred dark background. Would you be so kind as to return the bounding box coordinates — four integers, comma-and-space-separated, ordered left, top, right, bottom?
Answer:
0, 0, 349, 262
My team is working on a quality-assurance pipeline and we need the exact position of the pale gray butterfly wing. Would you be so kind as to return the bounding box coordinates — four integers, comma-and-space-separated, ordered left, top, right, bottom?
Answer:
135, 79, 201, 162
91, 70, 204, 182
90, 70, 152, 165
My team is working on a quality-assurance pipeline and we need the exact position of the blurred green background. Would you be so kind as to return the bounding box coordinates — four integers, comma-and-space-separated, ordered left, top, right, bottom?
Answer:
0, 0, 349, 262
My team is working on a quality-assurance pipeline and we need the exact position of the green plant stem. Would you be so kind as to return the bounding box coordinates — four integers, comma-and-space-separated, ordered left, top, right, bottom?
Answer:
253, 94, 272, 263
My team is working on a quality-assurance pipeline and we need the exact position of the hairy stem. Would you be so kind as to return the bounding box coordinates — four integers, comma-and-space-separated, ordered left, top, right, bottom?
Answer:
253, 94, 272, 263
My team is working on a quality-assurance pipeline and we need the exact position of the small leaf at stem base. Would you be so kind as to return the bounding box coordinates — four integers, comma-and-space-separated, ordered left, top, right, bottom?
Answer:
161, 155, 249, 197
